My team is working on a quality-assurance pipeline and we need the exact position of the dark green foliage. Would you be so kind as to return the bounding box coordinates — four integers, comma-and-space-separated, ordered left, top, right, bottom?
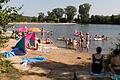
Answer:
90, 15, 111, 24
104, 38, 120, 71
46, 11, 57, 22
31, 17, 37, 22
79, 3, 91, 15
0, 54, 21, 80
0, 60, 13, 73
0, 53, 17, 73
38, 12, 45, 22
59, 18, 67, 23
1, 1, 120, 24
52, 8, 64, 22
0, 35, 10, 48
79, 3, 91, 23
0, 0, 22, 31
0, 0, 10, 3
65, 6, 77, 22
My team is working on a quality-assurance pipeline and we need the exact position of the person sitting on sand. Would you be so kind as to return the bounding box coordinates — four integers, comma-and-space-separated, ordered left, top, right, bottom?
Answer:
91, 47, 104, 74
46, 35, 51, 44
68, 38, 73, 49
65, 38, 69, 48
109, 48, 120, 75
37, 39, 43, 52
41, 28, 44, 40
28, 39, 40, 50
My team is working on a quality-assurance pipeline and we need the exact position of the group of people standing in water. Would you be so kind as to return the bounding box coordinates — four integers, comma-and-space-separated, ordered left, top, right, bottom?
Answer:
64, 31, 109, 52
65, 32, 91, 51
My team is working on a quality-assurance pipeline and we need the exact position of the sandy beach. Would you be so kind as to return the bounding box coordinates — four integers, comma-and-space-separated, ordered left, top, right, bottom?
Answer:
0, 29, 112, 80
0, 36, 95, 80
0, 30, 112, 80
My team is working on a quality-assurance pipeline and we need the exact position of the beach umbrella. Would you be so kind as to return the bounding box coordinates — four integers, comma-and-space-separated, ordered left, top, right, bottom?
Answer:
28, 28, 41, 32
28, 28, 49, 33
18, 26, 28, 32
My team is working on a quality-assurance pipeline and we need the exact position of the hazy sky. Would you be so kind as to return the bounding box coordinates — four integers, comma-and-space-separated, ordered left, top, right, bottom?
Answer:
8, 0, 120, 17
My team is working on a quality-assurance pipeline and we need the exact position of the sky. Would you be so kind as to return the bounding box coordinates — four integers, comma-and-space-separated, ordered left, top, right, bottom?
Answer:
7, 0, 120, 17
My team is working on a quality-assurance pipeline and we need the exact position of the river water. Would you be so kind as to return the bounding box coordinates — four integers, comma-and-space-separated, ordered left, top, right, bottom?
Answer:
11, 23, 120, 54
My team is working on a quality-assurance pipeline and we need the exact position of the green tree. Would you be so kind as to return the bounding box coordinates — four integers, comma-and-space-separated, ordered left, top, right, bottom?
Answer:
90, 14, 120, 24
79, 3, 91, 23
110, 15, 120, 24
90, 15, 96, 23
111, 15, 115, 24
31, 17, 37, 22
0, 0, 21, 31
52, 8, 64, 22
65, 6, 77, 22
47, 11, 57, 22
104, 16, 111, 24
38, 12, 45, 22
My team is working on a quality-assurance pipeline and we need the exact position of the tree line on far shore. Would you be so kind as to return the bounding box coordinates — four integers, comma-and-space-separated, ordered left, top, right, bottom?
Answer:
13, 4, 120, 25
1, 0, 120, 32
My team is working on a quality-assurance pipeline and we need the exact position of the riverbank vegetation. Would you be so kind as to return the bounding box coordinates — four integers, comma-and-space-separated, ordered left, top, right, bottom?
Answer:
0, 0, 21, 32
3, 2, 120, 25
0, 47, 21, 80
1, 0, 120, 29
0, 35, 10, 48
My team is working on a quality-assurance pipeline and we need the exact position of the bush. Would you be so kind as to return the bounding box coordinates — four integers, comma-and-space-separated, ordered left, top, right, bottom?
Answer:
0, 53, 17, 73
0, 35, 10, 48
104, 38, 120, 71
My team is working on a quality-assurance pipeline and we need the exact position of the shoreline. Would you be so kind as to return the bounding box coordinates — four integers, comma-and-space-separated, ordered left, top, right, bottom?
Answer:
9, 22, 76, 25
0, 37, 111, 80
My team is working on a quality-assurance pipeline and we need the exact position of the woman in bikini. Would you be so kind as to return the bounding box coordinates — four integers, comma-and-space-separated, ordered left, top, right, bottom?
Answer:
91, 47, 104, 74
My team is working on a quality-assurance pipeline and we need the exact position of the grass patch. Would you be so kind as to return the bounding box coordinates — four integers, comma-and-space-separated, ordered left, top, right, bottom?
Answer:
0, 53, 48, 80
0, 35, 10, 48
0, 53, 22, 80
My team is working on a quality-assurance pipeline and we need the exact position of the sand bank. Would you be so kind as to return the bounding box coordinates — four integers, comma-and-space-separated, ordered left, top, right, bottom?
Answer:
8, 22, 76, 25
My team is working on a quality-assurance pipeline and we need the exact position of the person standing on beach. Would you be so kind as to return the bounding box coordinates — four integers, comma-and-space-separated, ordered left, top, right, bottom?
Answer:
79, 32, 84, 51
73, 38, 77, 50
41, 28, 44, 40
86, 32, 90, 51
91, 47, 104, 74
65, 37, 69, 48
